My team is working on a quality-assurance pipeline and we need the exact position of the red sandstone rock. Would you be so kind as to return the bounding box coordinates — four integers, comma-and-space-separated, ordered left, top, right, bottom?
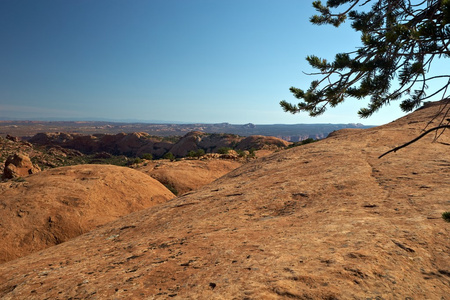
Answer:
0, 101, 448, 299
2, 153, 41, 180
0, 164, 175, 263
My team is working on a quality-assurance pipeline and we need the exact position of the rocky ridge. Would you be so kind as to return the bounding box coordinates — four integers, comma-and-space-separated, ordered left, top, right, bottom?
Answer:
0, 136, 88, 176
29, 131, 290, 158
0, 101, 448, 299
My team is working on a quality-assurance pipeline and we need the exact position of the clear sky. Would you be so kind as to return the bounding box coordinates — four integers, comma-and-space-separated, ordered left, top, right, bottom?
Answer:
0, 0, 411, 125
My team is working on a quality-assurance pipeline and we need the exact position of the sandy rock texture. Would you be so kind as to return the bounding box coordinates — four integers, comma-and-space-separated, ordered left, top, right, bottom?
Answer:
236, 135, 290, 150
136, 159, 243, 195
0, 101, 448, 299
2, 153, 41, 180
0, 164, 174, 263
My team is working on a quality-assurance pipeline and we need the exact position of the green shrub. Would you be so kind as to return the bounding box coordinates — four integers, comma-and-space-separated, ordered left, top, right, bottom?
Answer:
217, 147, 232, 154
140, 153, 153, 160
287, 138, 318, 149
248, 148, 256, 158
442, 211, 450, 222
163, 152, 175, 161
236, 149, 246, 157
127, 157, 143, 165
301, 138, 316, 145
188, 149, 205, 158
196, 149, 205, 157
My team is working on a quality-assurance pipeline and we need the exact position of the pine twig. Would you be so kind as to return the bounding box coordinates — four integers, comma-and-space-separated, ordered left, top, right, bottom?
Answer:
378, 125, 450, 158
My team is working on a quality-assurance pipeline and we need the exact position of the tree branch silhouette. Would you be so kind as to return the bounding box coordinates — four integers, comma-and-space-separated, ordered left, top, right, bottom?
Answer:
378, 124, 450, 158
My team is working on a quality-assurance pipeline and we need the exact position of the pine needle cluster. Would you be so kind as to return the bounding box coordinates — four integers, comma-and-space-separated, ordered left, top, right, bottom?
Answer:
281, 0, 450, 118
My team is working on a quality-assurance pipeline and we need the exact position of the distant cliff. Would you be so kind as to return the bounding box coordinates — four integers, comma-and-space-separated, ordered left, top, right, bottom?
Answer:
29, 131, 290, 158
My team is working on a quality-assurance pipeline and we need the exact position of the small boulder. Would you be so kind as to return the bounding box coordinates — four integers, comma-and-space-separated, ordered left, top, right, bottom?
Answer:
2, 153, 41, 180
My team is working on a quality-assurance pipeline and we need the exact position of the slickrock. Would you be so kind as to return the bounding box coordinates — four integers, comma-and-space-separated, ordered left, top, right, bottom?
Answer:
0, 164, 174, 263
137, 159, 243, 195
236, 135, 290, 150
0, 101, 448, 299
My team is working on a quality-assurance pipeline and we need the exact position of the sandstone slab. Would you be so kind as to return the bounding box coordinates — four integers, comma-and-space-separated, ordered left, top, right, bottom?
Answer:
0, 164, 174, 263
0, 102, 448, 299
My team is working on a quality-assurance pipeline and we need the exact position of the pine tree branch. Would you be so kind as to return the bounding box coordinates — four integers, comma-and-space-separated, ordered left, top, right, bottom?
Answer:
378, 124, 450, 158
282, 1, 450, 122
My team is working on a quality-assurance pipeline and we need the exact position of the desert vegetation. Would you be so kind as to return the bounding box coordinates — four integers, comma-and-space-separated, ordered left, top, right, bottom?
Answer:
443, 211, 450, 222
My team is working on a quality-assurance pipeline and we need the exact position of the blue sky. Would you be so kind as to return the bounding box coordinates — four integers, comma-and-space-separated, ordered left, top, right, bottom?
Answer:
0, 0, 412, 124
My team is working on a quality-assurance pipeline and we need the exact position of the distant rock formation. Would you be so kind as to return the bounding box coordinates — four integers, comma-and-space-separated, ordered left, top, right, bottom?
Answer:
169, 131, 208, 157
236, 135, 290, 150
29, 131, 291, 158
29, 132, 171, 157
2, 153, 41, 180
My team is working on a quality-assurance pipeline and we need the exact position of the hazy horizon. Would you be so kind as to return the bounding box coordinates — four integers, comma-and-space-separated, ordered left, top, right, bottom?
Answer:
0, 1, 417, 125
0, 116, 373, 126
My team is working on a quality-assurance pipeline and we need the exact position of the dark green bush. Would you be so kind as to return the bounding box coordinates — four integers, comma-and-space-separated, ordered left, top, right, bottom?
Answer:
442, 211, 450, 222
140, 153, 153, 160
188, 149, 205, 158
127, 157, 143, 165
163, 152, 175, 161
236, 149, 246, 157
287, 138, 318, 149
196, 149, 205, 157
300, 138, 316, 145
217, 147, 232, 154
248, 148, 256, 158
